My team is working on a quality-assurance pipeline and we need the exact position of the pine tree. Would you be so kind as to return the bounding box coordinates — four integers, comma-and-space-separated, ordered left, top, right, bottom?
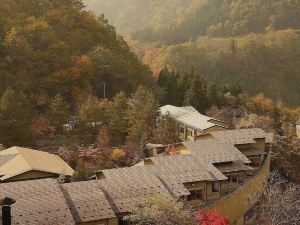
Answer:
0, 88, 34, 146
127, 86, 159, 154
183, 76, 209, 113
47, 93, 70, 127
0, 88, 34, 121
109, 91, 128, 145
79, 96, 104, 123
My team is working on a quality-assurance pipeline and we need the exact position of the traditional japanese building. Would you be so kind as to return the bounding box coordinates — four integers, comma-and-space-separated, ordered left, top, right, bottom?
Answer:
0, 147, 74, 182
0, 128, 272, 225
160, 105, 228, 141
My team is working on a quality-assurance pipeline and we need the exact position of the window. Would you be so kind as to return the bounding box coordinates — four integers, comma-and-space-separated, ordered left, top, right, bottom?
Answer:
212, 182, 220, 192
187, 129, 193, 137
187, 189, 203, 201
180, 126, 185, 134
231, 176, 238, 183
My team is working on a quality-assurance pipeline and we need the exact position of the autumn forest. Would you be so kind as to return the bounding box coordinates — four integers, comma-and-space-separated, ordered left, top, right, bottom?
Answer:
0, 0, 299, 183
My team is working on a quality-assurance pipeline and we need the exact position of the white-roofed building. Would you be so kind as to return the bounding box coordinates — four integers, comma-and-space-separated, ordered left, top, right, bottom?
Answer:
160, 105, 228, 141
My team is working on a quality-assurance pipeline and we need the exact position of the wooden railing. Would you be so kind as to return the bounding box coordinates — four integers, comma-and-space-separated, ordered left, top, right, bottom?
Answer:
204, 155, 271, 225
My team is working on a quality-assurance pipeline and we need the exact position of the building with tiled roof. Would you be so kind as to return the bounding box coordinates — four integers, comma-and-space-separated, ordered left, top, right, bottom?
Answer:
208, 128, 272, 167
98, 166, 172, 215
0, 128, 272, 225
0, 147, 74, 182
183, 138, 250, 164
160, 105, 228, 141
0, 179, 75, 225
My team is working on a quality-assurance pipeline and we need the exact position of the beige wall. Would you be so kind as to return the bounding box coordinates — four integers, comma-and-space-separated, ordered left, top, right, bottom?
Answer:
204, 155, 271, 225
178, 123, 227, 142
206, 182, 221, 201
184, 181, 206, 190
252, 138, 266, 151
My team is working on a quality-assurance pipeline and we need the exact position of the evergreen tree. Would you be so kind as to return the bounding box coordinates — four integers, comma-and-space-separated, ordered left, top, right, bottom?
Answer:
109, 91, 128, 145
0, 88, 34, 121
207, 83, 221, 107
127, 86, 159, 153
47, 93, 70, 127
79, 96, 104, 124
0, 88, 34, 146
183, 76, 209, 113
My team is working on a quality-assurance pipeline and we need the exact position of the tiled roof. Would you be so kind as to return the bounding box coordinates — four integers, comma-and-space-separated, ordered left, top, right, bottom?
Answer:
62, 181, 116, 223
0, 147, 74, 181
160, 105, 227, 131
0, 178, 75, 225
149, 155, 227, 197
151, 154, 226, 182
99, 167, 172, 214
214, 161, 253, 173
210, 128, 273, 145
183, 139, 251, 164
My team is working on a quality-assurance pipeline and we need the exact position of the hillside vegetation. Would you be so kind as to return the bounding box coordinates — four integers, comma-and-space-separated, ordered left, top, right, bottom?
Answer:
84, 0, 191, 36
0, 0, 153, 105
85, 0, 300, 107
0, 0, 154, 146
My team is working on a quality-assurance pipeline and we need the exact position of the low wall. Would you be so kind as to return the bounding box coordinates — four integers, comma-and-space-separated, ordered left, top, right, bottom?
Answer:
204, 155, 271, 225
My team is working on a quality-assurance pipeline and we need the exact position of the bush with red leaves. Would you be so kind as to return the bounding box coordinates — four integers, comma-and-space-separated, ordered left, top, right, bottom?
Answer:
194, 209, 230, 225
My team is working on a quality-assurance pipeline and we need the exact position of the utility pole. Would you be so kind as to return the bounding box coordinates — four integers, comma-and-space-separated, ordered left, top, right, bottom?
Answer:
103, 82, 106, 99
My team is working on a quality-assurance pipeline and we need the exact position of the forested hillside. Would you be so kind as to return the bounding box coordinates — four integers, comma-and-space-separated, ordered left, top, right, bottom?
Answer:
0, 0, 154, 146
85, 0, 300, 107
133, 0, 300, 44
0, 0, 153, 104
84, 0, 191, 36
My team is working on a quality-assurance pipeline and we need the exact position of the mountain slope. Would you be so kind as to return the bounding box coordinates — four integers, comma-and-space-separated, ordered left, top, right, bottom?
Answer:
84, 0, 300, 107
0, 0, 153, 106
84, 0, 193, 36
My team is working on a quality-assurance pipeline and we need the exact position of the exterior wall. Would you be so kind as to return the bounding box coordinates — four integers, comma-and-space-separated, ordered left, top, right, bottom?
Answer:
178, 123, 226, 141
206, 182, 221, 201
297, 124, 300, 138
6, 170, 57, 182
252, 138, 266, 151
184, 181, 206, 190
204, 155, 270, 225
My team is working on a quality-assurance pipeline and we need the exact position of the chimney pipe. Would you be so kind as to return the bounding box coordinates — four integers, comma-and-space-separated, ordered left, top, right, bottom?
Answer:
1, 197, 16, 225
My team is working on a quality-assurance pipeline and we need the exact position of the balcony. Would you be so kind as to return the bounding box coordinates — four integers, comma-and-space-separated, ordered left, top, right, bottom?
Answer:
202, 154, 271, 225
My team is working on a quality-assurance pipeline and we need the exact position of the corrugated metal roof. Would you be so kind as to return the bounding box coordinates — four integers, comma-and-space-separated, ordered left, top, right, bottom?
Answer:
0, 147, 74, 181
160, 105, 227, 131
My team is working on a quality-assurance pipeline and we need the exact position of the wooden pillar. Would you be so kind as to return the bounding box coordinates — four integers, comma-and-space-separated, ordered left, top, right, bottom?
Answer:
205, 183, 208, 205
219, 181, 222, 198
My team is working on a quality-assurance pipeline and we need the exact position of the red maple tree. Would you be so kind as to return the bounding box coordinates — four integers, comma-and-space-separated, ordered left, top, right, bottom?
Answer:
194, 209, 230, 225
